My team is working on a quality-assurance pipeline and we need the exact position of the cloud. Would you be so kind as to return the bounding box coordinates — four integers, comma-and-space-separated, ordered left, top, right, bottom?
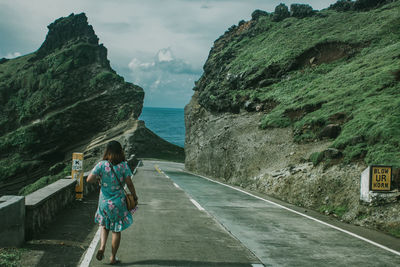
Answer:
4, 52, 21, 59
126, 47, 202, 107
201, 2, 212, 9
157, 48, 173, 62
128, 58, 155, 70
129, 48, 202, 75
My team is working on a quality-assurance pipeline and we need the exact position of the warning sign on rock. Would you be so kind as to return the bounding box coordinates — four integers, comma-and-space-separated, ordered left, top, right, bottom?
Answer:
370, 166, 391, 191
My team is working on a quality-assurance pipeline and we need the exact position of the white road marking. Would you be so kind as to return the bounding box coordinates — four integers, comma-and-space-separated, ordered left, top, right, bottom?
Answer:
78, 226, 101, 267
190, 198, 205, 211
173, 183, 181, 189
251, 264, 265, 267
184, 171, 400, 257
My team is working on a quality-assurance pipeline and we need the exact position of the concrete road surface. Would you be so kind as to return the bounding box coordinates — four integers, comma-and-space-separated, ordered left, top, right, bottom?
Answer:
86, 160, 260, 267
84, 160, 400, 267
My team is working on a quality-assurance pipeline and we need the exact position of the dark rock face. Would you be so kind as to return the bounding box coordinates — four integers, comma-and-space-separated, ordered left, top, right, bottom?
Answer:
0, 13, 183, 194
127, 121, 184, 163
37, 13, 99, 58
322, 148, 343, 160
319, 124, 341, 139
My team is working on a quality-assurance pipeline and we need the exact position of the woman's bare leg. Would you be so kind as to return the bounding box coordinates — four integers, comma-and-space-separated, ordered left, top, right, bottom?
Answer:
110, 231, 121, 263
100, 226, 109, 251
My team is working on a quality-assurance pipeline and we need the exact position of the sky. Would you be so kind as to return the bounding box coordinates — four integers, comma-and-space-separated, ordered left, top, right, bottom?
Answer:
0, 0, 337, 108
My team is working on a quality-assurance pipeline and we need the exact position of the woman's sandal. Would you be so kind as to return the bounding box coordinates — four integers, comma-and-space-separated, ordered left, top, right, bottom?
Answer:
110, 257, 121, 265
96, 250, 104, 261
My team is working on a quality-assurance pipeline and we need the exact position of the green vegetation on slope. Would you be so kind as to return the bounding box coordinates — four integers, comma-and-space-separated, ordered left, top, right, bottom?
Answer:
18, 164, 70, 196
0, 248, 23, 267
0, 13, 144, 190
0, 42, 115, 132
195, 0, 400, 167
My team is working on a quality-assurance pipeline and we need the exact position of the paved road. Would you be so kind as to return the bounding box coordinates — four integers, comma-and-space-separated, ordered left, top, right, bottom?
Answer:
85, 160, 400, 267
87, 160, 260, 267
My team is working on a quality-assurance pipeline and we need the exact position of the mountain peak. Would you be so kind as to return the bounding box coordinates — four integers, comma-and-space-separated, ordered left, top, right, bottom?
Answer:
37, 13, 99, 57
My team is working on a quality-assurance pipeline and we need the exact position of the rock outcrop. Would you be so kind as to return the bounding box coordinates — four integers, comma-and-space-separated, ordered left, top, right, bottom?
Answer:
0, 13, 183, 195
185, 1, 400, 236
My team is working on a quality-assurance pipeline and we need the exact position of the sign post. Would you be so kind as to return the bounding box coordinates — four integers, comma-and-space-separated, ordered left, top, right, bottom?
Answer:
72, 153, 84, 200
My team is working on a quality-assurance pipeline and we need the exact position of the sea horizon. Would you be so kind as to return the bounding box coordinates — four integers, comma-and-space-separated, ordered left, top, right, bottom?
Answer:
142, 106, 185, 109
139, 106, 185, 148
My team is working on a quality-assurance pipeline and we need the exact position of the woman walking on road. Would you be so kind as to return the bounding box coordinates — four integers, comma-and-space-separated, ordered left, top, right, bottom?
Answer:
87, 140, 139, 265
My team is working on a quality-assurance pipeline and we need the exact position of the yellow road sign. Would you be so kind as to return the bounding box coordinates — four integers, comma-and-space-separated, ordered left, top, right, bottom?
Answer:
370, 166, 391, 191
155, 165, 162, 174
72, 153, 84, 199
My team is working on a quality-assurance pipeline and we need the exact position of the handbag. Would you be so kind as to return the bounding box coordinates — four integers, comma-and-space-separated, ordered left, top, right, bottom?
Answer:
109, 161, 137, 211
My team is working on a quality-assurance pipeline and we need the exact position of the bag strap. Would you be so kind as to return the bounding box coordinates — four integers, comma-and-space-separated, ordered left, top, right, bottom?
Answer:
108, 161, 130, 195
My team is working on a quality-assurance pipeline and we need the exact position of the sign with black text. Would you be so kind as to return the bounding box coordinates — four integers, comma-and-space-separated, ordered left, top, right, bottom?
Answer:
370, 166, 392, 191
72, 152, 84, 199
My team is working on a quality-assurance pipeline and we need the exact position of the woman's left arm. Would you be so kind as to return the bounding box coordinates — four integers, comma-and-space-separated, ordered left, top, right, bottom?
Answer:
126, 176, 138, 200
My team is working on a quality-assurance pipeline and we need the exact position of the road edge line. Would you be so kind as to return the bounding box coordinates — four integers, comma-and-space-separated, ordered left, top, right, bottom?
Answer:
78, 226, 101, 267
190, 198, 205, 211
184, 170, 400, 257
159, 165, 264, 265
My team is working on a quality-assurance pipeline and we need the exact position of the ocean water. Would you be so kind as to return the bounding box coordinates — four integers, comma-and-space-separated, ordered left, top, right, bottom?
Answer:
139, 107, 185, 148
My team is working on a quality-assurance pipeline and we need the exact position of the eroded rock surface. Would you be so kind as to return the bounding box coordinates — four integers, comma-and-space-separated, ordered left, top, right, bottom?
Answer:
185, 2, 400, 236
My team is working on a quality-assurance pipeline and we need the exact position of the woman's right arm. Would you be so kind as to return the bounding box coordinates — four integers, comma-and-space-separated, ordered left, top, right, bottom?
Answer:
87, 161, 101, 184
86, 173, 98, 183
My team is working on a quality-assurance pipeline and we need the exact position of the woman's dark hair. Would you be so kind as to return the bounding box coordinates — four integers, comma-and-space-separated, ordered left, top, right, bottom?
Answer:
103, 140, 126, 165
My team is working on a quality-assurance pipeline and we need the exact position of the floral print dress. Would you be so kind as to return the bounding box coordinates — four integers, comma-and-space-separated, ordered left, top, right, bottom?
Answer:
91, 160, 133, 232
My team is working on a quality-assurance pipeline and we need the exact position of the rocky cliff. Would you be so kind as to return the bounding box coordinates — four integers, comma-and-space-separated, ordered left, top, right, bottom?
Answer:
0, 13, 183, 195
185, 1, 400, 236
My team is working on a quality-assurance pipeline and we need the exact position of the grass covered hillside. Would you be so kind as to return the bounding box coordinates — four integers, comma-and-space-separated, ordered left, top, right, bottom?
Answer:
195, 0, 400, 168
0, 13, 144, 194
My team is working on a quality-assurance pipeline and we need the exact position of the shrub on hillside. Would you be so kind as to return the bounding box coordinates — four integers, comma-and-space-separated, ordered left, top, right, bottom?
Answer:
272, 3, 290, 22
329, 0, 393, 12
353, 0, 390, 11
251, 9, 269, 20
329, 0, 355, 11
290, 4, 315, 18
393, 69, 400, 81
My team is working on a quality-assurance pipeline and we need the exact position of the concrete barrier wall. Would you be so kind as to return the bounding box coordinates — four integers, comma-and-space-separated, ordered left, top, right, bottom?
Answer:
25, 173, 98, 240
2, 164, 137, 244
0, 196, 25, 247
25, 179, 77, 240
